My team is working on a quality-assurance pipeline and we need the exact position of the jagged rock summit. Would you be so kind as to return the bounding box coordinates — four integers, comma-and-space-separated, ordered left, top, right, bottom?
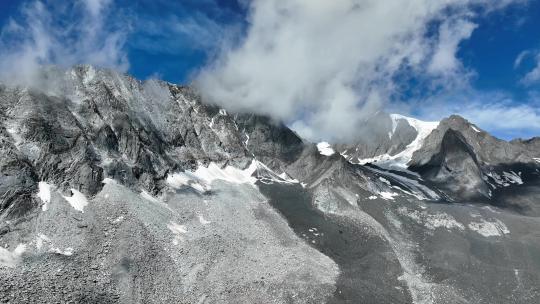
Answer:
0, 66, 539, 304
0, 65, 302, 216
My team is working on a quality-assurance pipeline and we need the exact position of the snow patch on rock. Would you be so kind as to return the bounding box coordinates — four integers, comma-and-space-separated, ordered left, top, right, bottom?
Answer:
62, 189, 89, 212
317, 142, 335, 156
167, 161, 259, 193
167, 172, 210, 193
35, 234, 74, 256
140, 191, 161, 204
379, 191, 398, 200
38, 182, 52, 211
51, 247, 74, 256
368, 167, 440, 201
255, 161, 299, 185
485, 171, 523, 188
502, 171, 523, 185
193, 162, 258, 185
468, 219, 510, 237
379, 177, 391, 186
278, 172, 298, 183
0, 244, 26, 268
168, 222, 188, 245
5, 126, 23, 147
112, 216, 124, 224
168, 222, 188, 234
398, 207, 465, 231
35, 234, 50, 250
198, 215, 211, 225
102, 177, 117, 184
358, 114, 439, 169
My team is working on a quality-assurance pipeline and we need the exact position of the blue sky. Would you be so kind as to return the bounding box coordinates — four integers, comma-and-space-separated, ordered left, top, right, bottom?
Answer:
0, 0, 539, 141
117, 0, 247, 84
461, 2, 540, 96
0, 0, 247, 84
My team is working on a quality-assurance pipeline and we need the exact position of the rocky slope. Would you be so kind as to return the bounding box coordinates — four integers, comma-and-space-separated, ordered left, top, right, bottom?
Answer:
1, 66, 539, 304
408, 115, 540, 207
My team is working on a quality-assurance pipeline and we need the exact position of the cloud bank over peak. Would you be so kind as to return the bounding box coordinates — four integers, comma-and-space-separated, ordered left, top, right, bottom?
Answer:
195, 0, 522, 142
0, 0, 128, 86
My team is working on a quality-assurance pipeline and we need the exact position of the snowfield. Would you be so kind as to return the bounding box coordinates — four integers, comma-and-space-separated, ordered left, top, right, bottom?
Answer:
317, 142, 335, 156
37, 182, 52, 211
357, 114, 439, 169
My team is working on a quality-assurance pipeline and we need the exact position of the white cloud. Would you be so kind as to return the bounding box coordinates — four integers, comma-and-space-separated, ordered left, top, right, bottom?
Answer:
83, 0, 111, 17
428, 18, 477, 75
514, 48, 540, 86
521, 53, 540, 85
195, 0, 521, 142
0, 0, 128, 85
514, 50, 530, 68
413, 91, 540, 139
460, 102, 540, 131
132, 13, 232, 55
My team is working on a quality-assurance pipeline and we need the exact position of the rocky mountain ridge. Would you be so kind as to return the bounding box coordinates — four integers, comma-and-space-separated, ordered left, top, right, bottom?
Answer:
0, 65, 304, 218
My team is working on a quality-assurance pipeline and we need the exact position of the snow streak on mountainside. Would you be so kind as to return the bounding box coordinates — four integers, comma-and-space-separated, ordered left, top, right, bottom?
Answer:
0, 66, 539, 304
353, 114, 440, 170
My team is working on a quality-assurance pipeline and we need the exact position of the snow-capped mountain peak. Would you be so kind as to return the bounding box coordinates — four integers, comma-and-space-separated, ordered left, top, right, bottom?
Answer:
337, 113, 439, 170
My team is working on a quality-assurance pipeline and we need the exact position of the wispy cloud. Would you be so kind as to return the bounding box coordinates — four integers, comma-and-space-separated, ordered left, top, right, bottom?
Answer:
195, 0, 523, 142
513, 49, 540, 85
428, 18, 477, 76
413, 90, 540, 139
0, 0, 129, 85
130, 13, 233, 56
521, 54, 540, 85
124, 0, 246, 58
514, 50, 530, 68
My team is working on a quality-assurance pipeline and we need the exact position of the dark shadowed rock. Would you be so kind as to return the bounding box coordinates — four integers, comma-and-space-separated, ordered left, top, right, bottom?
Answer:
409, 129, 490, 199
0, 125, 38, 219
409, 115, 538, 202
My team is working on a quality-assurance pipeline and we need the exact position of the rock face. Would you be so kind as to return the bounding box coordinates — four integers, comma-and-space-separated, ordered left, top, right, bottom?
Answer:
410, 115, 535, 166
0, 125, 38, 218
511, 137, 540, 158
1, 66, 539, 304
234, 114, 304, 169
410, 129, 489, 197
409, 115, 539, 202
0, 65, 301, 213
